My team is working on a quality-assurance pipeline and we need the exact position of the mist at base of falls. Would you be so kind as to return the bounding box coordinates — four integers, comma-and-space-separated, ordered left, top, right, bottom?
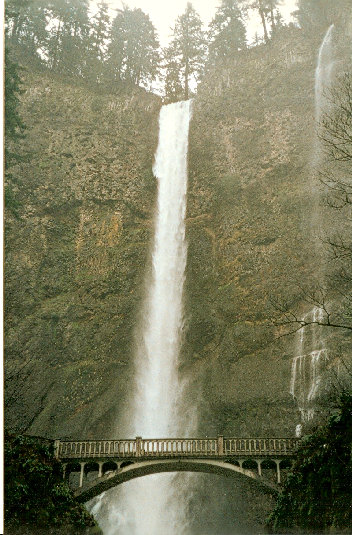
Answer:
88, 473, 272, 535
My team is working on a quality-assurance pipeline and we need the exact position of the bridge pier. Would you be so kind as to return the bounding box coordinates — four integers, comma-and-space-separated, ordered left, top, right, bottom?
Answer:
256, 459, 262, 477
62, 463, 67, 481
275, 460, 281, 484
54, 440, 60, 459
98, 462, 103, 478
79, 462, 86, 488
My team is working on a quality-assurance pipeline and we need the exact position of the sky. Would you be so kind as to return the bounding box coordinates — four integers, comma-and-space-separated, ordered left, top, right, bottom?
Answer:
95, 0, 299, 46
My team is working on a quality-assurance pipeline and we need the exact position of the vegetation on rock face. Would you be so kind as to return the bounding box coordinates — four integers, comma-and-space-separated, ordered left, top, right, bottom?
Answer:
185, 24, 319, 437
268, 391, 352, 532
5, 47, 26, 216
4, 69, 161, 437
4, 433, 99, 533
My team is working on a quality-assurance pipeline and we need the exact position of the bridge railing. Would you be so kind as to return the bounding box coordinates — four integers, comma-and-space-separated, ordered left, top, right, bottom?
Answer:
224, 438, 299, 455
57, 437, 300, 460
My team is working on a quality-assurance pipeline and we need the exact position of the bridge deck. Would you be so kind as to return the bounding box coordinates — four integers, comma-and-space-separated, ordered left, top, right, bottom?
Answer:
56, 437, 300, 460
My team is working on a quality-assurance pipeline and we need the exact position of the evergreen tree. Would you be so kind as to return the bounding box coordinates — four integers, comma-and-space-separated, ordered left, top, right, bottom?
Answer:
46, 0, 90, 76
208, 0, 247, 62
268, 392, 352, 532
107, 6, 160, 87
5, 48, 26, 216
91, 1, 110, 59
294, 0, 352, 33
163, 43, 184, 103
266, 0, 280, 30
164, 3, 206, 100
86, 0, 110, 80
240, 0, 281, 42
5, 0, 48, 63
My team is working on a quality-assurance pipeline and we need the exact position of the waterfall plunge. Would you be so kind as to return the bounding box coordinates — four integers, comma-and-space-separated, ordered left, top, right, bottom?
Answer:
125, 100, 193, 535
90, 101, 194, 535
133, 100, 192, 439
315, 24, 335, 123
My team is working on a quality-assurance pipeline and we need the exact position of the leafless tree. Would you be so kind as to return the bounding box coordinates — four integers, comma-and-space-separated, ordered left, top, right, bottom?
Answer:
272, 71, 352, 337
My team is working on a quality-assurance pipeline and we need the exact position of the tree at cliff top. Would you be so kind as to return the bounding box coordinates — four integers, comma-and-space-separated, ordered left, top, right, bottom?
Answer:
5, 433, 99, 532
294, 0, 352, 33
5, 0, 159, 87
83, 1, 110, 82
240, 0, 281, 43
163, 42, 184, 103
164, 2, 206, 101
268, 390, 352, 532
5, 0, 48, 64
107, 5, 160, 87
46, 0, 90, 77
5, 0, 92, 76
5, 49, 25, 166
208, 0, 247, 64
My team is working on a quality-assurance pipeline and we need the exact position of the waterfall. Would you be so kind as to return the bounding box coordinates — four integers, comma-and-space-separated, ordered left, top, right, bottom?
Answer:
290, 27, 336, 435
290, 308, 328, 430
89, 100, 193, 534
310, 24, 335, 245
315, 24, 334, 122
133, 100, 192, 439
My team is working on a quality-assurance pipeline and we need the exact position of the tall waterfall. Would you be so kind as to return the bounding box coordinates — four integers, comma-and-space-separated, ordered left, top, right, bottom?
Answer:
89, 100, 193, 534
133, 100, 192, 439
290, 27, 336, 435
315, 24, 334, 123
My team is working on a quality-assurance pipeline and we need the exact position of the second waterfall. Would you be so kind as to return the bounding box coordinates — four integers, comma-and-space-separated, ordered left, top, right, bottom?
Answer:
119, 100, 193, 534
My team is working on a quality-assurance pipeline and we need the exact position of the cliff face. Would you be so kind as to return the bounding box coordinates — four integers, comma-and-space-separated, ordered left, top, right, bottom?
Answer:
5, 71, 161, 437
184, 27, 349, 437
5, 26, 350, 442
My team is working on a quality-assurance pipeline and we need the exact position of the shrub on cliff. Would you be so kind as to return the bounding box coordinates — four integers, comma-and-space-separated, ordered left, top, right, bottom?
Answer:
268, 392, 352, 532
4, 433, 98, 532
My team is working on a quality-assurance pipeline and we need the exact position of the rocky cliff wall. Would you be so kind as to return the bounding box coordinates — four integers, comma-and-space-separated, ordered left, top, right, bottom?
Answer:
183, 26, 350, 437
5, 72, 161, 437
5, 26, 351, 442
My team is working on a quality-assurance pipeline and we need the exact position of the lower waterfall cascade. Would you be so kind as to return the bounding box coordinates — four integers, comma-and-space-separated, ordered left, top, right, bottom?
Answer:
290, 307, 329, 433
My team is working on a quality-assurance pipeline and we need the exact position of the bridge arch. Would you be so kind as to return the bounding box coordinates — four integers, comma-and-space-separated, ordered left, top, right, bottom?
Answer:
74, 459, 279, 503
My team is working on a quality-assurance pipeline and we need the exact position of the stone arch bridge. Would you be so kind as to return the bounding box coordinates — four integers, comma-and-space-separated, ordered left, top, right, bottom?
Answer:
55, 436, 300, 502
